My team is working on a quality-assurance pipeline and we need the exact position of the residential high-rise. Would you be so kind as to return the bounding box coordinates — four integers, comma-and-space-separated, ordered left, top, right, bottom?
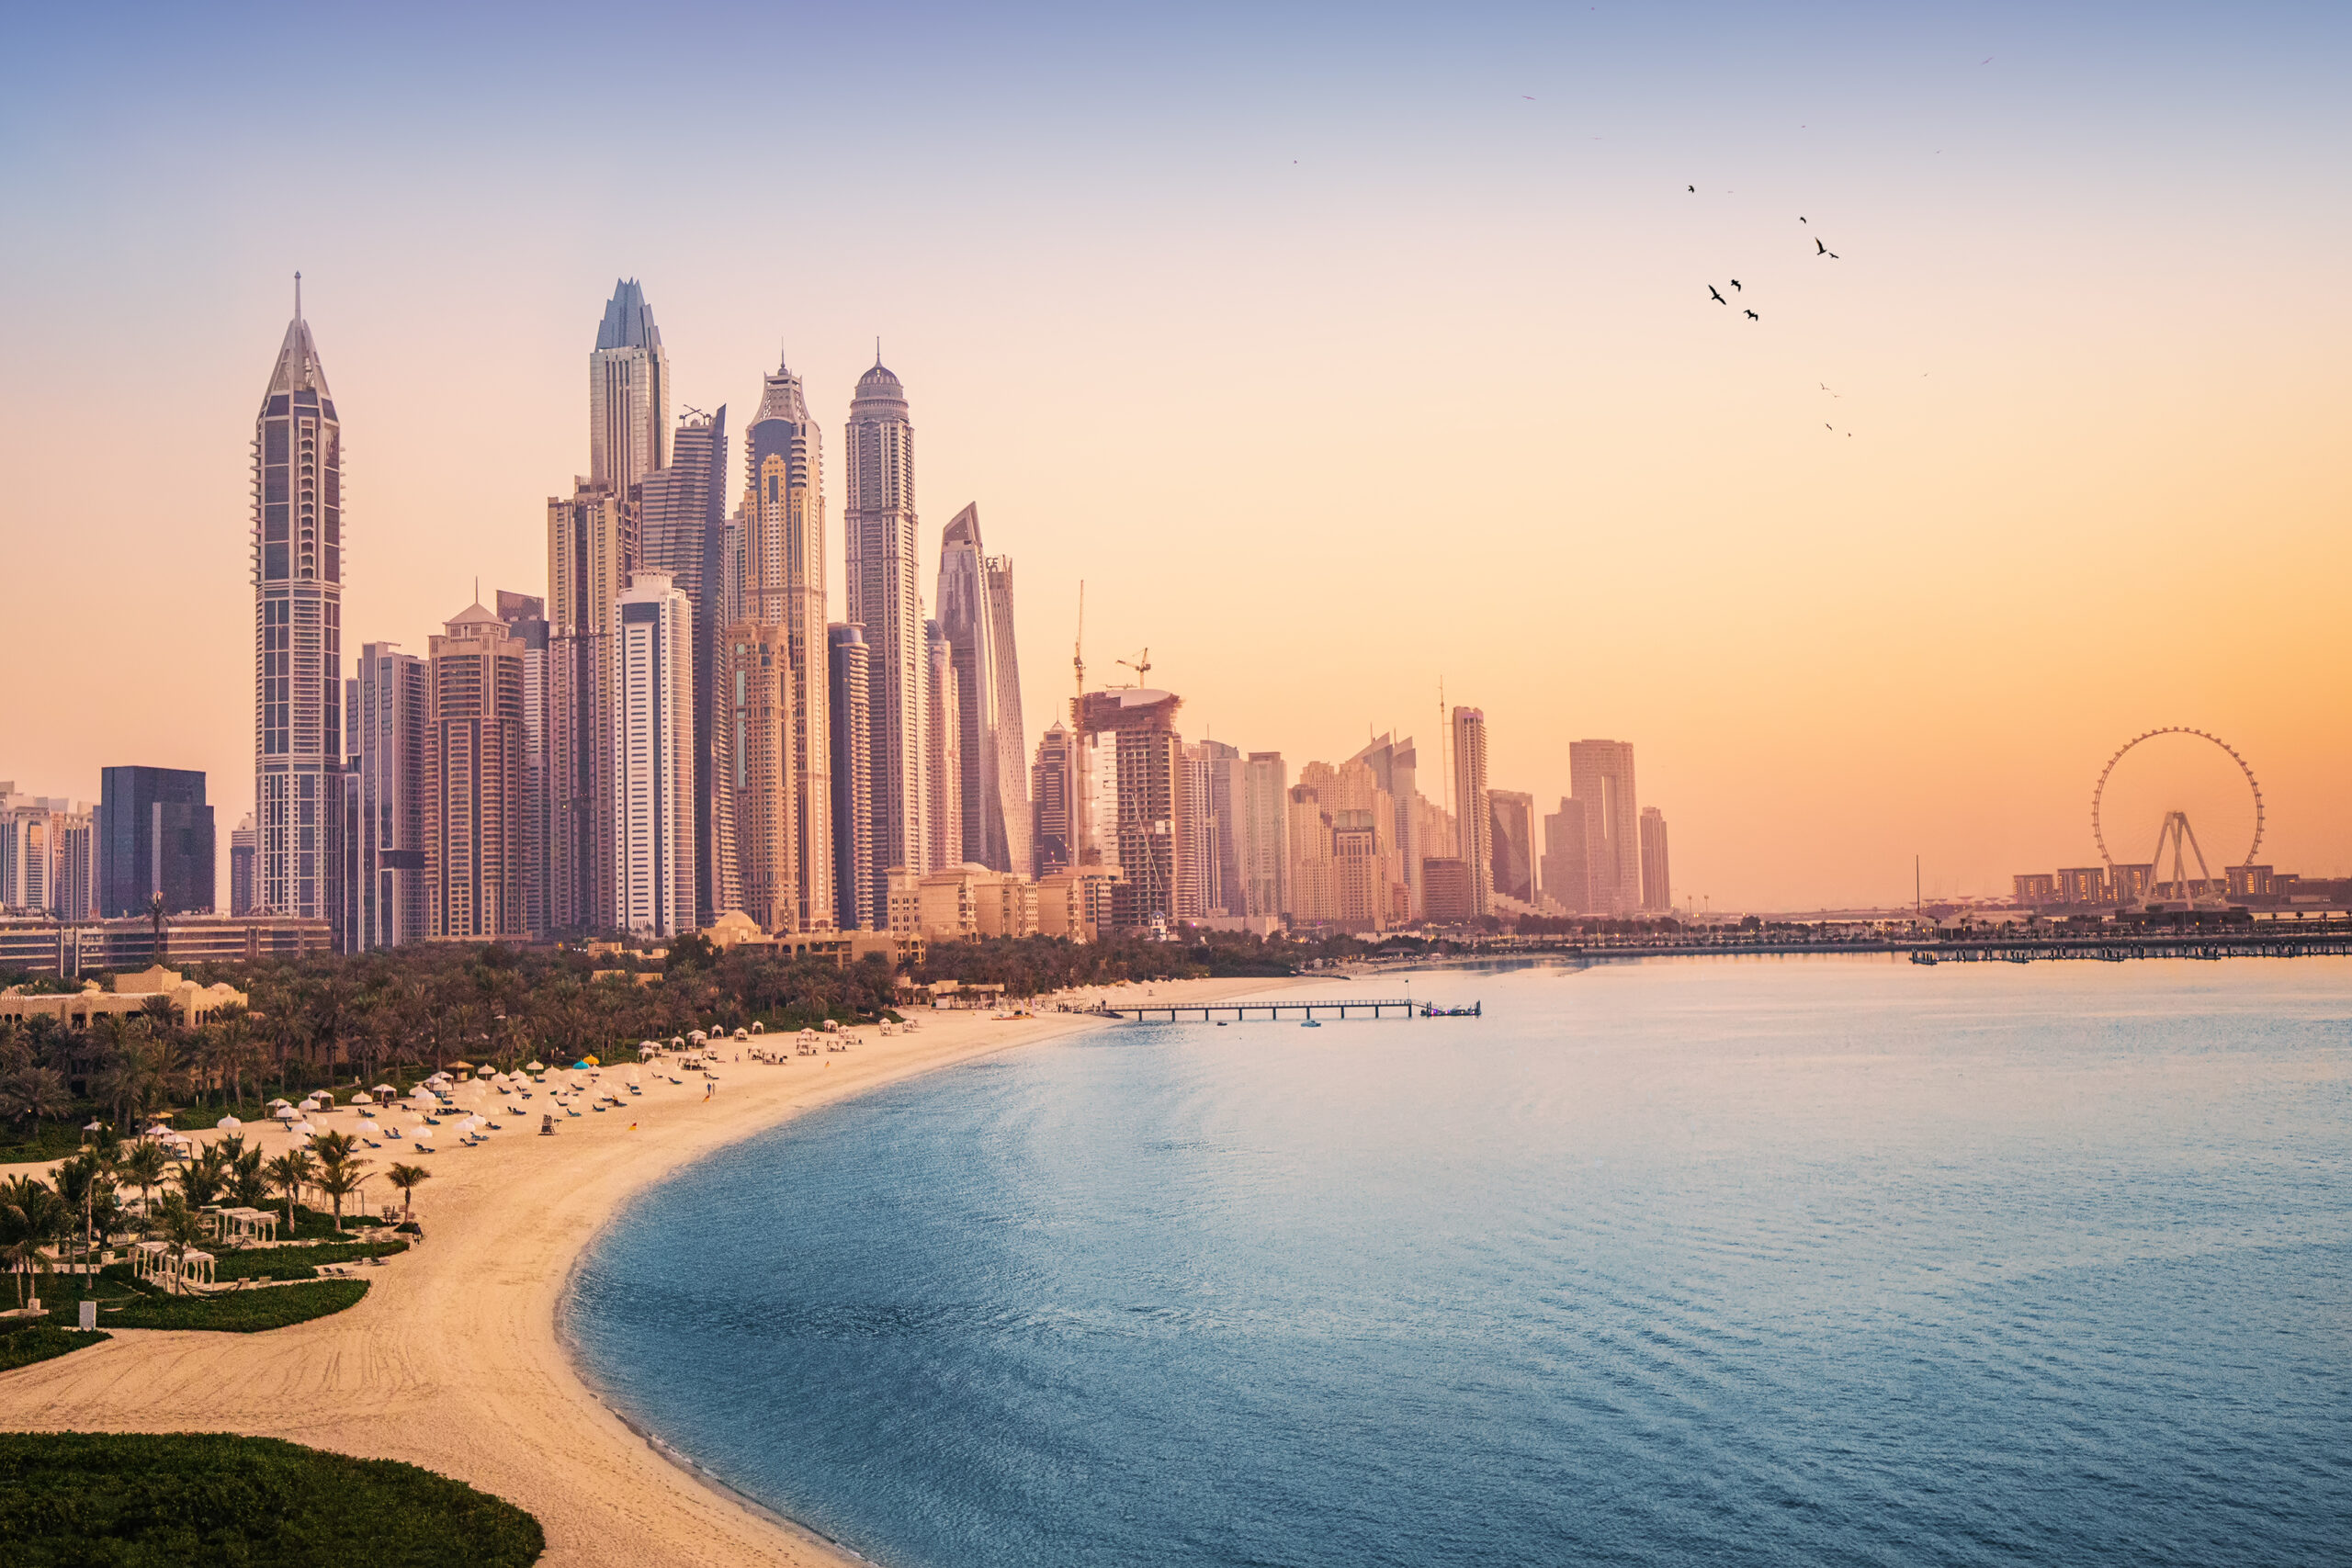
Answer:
340, 687, 362, 952
1639, 806, 1670, 913
639, 407, 730, 927
1349, 733, 1421, 918
98, 767, 213, 917
1031, 722, 1075, 878
1239, 751, 1288, 924
0, 789, 82, 916
230, 814, 256, 917
827, 625, 875, 927
546, 480, 635, 932
1198, 739, 1243, 917
1287, 765, 1336, 927
1569, 739, 1642, 916
1176, 741, 1215, 920
1077, 689, 1183, 932
496, 592, 550, 938
1542, 797, 1589, 915
614, 573, 696, 936
1489, 789, 1535, 905
252, 279, 344, 924
720, 622, 797, 932
924, 619, 962, 874
935, 504, 1031, 875
424, 604, 526, 940
51, 805, 95, 921
741, 352, 831, 931
1450, 706, 1492, 918
356, 642, 428, 949
844, 360, 927, 882
589, 279, 668, 497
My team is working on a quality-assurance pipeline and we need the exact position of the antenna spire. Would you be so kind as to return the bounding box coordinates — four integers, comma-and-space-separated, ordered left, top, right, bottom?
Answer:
294, 271, 302, 322
875, 335, 883, 367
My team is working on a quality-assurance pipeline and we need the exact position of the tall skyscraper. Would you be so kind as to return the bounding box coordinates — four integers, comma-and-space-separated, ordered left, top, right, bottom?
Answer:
1639, 806, 1670, 913
252, 279, 344, 923
720, 623, 797, 932
424, 604, 526, 940
741, 353, 831, 931
546, 481, 634, 932
1078, 689, 1183, 931
496, 592, 550, 938
1198, 738, 1243, 917
614, 572, 696, 936
98, 767, 213, 917
51, 805, 95, 921
1569, 739, 1642, 917
924, 619, 961, 874
639, 407, 730, 927
1175, 741, 1216, 920
356, 642, 428, 949
1451, 706, 1492, 918
1031, 722, 1075, 878
1489, 789, 1536, 905
1239, 751, 1288, 923
590, 279, 668, 497
844, 360, 927, 881
230, 813, 256, 917
1349, 732, 1421, 917
1541, 797, 1589, 915
935, 504, 1031, 874
0, 790, 64, 916
828, 624, 875, 927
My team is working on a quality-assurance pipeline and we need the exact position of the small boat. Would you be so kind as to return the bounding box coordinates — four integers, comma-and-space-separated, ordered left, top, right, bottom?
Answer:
1301, 1019, 1322, 1029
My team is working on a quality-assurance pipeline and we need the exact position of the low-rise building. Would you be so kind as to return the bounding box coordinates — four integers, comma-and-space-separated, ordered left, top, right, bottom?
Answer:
0, 964, 247, 1028
1037, 866, 1121, 942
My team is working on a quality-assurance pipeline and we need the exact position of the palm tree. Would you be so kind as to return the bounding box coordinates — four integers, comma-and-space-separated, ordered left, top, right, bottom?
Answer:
153, 1191, 206, 1295
263, 1149, 315, 1233
383, 1162, 432, 1224
0, 1065, 71, 1137
118, 1140, 168, 1235
312, 1157, 370, 1231
0, 1176, 70, 1309
176, 1141, 230, 1209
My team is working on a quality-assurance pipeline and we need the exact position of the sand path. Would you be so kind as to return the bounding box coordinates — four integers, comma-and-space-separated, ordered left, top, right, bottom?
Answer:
0, 975, 1298, 1566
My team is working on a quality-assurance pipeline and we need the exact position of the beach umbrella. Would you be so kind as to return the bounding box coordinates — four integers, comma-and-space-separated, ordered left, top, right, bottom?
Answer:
217, 1116, 242, 1130
449, 1060, 475, 1071
524, 1060, 545, 1072
670, 1036, 684, 1049
410, 1087, 435, 1102
268, 1098, 291, 1109
274, 1106, 297, 1121
293, 1121, 316, 1136
372, 1083, 397, 1094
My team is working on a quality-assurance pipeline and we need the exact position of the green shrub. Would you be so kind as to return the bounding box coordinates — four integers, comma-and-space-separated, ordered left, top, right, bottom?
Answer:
0, 1431, 543, 1565
0, 1324, 110, 1373
213, 1240, 405, 1282
97, 1280, 368, 1332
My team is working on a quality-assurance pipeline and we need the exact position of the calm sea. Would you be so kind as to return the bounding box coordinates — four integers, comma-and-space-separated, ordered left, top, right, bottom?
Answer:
563, 957, 2352, 1567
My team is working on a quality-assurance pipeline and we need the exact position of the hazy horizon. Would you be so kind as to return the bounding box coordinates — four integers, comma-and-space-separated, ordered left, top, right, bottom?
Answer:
4, 2, 2346, 912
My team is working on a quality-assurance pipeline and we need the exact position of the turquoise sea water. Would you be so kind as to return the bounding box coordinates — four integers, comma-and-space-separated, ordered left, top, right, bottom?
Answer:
564, 958, 2352, 1567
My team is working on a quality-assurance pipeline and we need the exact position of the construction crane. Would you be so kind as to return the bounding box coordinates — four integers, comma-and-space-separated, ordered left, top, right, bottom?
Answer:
1071, 581, 1086, 719
1116, 648, 1152, 687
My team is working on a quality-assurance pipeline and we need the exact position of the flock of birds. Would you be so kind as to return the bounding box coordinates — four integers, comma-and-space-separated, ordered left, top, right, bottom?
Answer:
1690, 188, 1853, 435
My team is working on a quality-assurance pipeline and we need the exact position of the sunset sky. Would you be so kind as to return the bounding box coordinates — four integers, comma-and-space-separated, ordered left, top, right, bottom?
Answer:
4, 2, 2346, 911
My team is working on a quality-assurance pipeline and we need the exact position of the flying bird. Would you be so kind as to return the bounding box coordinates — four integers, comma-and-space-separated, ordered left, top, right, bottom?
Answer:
1688, 185, 1696, 192
1708, 286, 1727, 304
1799, 216, 1807, 223
1745, 310, 1759, 320
1729, 279, 1742, 290
1815, 238, 1839, 258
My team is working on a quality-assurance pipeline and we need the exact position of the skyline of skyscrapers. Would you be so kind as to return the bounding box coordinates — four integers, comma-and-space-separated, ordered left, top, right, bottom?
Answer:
198, 278, 1676, 947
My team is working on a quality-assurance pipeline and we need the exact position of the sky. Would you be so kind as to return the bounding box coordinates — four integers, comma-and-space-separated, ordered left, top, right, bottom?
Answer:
2, 1, 2346, 912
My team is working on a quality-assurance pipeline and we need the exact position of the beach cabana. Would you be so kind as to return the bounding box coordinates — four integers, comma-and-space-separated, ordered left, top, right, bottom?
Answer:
177, 1249, 215, 1292
130, 1240, 171, 1284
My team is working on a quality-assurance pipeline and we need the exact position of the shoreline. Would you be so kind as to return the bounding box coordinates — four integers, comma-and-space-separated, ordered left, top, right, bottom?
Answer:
0, 973, 1306, 1566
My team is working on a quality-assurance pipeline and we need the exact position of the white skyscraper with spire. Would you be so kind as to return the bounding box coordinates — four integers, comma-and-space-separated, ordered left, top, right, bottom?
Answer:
252, 276, 345, 921
844, 357, 927, 894
590, 279, 668, 497
736, 349, 832, 930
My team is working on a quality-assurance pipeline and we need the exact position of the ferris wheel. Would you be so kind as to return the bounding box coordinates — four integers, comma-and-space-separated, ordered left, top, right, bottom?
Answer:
2090, 728, 2265, 906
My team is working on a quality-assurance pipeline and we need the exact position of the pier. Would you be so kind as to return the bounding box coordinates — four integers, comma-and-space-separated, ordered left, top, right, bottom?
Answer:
1114, 998, 1479, 1023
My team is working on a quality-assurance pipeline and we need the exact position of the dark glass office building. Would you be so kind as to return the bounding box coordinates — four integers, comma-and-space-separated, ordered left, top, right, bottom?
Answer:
98, 766, 215, 917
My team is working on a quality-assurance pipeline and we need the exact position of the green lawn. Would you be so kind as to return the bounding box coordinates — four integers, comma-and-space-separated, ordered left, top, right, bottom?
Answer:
0, 1322, 111, 1374
212, 1238, 406, 1282
84, 1279, 369, 1333
0, 1431, 544, 1565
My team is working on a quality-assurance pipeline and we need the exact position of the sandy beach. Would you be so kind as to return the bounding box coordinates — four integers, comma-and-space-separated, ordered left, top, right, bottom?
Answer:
0, 974, 1299, 1566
